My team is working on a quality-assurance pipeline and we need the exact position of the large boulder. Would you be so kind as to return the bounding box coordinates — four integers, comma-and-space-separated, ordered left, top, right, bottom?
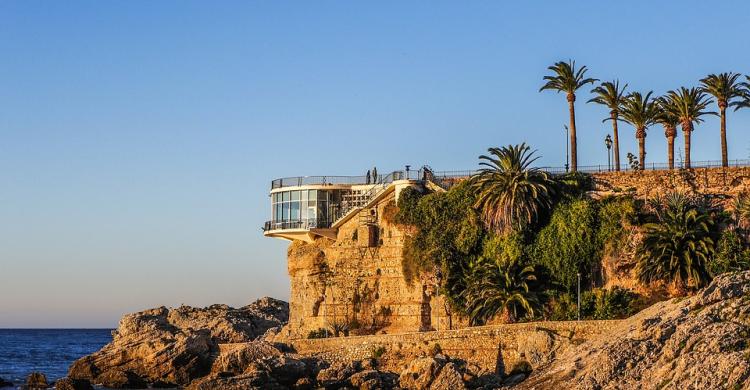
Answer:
68, 297, 289, 387
520, 271, 750, 389
399, 357, 444, 390
54, 378, 94, 390
23, 372, 47, 389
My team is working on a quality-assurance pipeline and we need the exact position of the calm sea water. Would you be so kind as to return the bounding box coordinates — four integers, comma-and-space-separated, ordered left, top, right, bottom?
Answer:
0, 329, 112, 386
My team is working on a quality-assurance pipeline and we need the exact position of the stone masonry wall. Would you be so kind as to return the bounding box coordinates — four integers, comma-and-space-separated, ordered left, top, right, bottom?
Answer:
285, 187, 453, 339
591, 166, 750, 200
290, 320, 621, 375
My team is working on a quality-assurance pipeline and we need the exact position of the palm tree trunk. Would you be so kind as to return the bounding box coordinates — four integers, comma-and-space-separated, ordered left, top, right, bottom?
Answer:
667, 135, 675, 170
611, 112, 621, 171
568, 94, 578, 172
720, 106, 728, 167
637, 129, 646, 170
683, 124, 692, 169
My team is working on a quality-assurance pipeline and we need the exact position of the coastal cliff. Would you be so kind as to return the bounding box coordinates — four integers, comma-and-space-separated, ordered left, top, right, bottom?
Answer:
67, 271, 750, 389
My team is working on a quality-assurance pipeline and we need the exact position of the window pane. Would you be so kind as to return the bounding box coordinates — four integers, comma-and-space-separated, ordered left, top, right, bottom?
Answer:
282, 203, 289, 221
291, 191, 300, 201
282, 191, 290, 201
275, 204, 282, 221
301, 190, 308, 201
291, 201, 300, 220
308, 190, 317, 201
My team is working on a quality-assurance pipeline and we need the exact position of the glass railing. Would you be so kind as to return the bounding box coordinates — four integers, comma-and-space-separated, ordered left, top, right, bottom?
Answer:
263, 219, 330, 232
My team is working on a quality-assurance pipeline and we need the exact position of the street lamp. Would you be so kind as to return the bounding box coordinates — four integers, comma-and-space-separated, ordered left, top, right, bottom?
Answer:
577, 272, 581, 321
564, 125, 570, 173
605, 134, 613, 171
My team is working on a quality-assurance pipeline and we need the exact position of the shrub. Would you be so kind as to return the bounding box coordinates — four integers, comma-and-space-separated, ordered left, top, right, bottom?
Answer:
371, 345, 386, 359
709, 230, 750, 276
531, 199, 599, 292
307, 328, 330, 339
597, 196, 638, 256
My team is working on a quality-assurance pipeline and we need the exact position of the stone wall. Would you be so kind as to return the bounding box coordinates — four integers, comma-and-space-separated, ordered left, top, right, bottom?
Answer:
290, 320, 621, 375
591, 166, 750, 200
284, 185, 453, 339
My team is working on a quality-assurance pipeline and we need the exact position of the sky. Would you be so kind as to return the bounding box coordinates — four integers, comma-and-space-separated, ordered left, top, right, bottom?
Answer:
2, 1, 750, 328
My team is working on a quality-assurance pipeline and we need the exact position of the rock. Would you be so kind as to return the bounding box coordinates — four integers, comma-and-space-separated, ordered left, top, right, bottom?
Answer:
399, 357, 443, 390
260, 355, 308, 386
95, 369, 147, 389
54, 378, 94, 390
210, 341, 283, 375
520, 271, 750, 389
68, 297, 289, 387
151, 379, 179, 388
502, 373, 526, 386
316, 360, 361, 388
350, 369, 398, 390
0, 378, 13, 388
24, 372, 48, 389
429, 362, 466, 390
186, 371, 286, 390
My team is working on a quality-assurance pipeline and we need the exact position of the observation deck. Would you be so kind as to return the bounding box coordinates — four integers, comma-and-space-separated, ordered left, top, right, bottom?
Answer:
262, 168, 472, 242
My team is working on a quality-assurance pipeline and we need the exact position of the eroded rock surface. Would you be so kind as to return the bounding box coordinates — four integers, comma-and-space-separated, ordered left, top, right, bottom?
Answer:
68, 297, 288, 387
520, 271, 750, 389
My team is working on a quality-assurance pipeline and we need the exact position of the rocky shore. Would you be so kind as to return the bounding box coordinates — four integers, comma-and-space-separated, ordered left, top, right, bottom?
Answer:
54, 271, 750, 389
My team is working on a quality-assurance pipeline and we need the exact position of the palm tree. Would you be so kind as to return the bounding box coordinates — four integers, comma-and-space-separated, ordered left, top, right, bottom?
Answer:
619, 91, 658, 170
655, 97, 681, 170
663, 87, 715, 169
700, 73, 747, 167
461, 257, 539, 325
472, 143, 557, 234
588, 80, 628, 171
540, 60, 598, 172
637, 193, 715, 290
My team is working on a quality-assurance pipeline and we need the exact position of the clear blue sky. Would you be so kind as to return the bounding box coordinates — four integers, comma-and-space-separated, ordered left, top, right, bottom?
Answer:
2, 1, 750, 327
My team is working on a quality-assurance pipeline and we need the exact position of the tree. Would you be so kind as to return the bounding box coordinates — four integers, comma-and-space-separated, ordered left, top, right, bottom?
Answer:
461, 257, 539, 325
540, 60, 598, 172
472, 143, 557, 234
588, 80, 628, 171
662, 87, 715, 169
655, 97, 681, 170
636, 193, 715, 290
699, 73, 747, 167
619, 91, 658, 170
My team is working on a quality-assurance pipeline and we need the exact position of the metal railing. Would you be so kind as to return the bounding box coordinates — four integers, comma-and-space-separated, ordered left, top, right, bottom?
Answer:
269, 160, 750, 190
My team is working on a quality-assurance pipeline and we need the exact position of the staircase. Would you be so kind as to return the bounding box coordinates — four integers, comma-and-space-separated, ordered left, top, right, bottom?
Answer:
332, 171, 403, 227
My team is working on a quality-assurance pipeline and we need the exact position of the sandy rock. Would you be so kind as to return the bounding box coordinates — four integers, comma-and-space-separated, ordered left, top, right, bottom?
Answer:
210, 341, 283, 375
186, 371, 286, 390
316, 360, 361, 388
95, 369, 147, 389
23, 372, 47, 389
399, 357, 443, 390
259, 355, 308, 386
429, 362, 466, 390
54, 378, 94, 390
520, 271, 750, 389
68, 297, 289, 387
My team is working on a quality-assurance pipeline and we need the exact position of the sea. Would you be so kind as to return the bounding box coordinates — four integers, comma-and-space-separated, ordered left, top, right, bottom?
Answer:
0, 329, 113, 386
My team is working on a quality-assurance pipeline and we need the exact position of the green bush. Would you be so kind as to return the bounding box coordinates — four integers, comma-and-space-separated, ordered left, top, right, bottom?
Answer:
307, 328, 330, 339
397, 182, 483, 310
597, 196, 638, 256
531, 199, 599, 292
709, 230, 750, 276
546, 287, 640, 320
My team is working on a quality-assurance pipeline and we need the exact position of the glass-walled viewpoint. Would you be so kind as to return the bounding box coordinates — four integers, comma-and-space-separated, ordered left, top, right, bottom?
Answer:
270, 189, 345, 230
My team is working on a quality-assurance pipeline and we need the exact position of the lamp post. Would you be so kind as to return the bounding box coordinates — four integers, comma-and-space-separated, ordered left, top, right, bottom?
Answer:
605, 134, 613, 171
564, 125, 570, 173
577, 272, 581, 321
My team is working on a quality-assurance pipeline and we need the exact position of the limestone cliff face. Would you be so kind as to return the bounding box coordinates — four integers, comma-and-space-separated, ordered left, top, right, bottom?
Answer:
284, 190, 455, 338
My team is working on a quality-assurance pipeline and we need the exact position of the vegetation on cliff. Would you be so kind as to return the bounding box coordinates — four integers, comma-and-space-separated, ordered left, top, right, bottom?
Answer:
398, 143, 750, 325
